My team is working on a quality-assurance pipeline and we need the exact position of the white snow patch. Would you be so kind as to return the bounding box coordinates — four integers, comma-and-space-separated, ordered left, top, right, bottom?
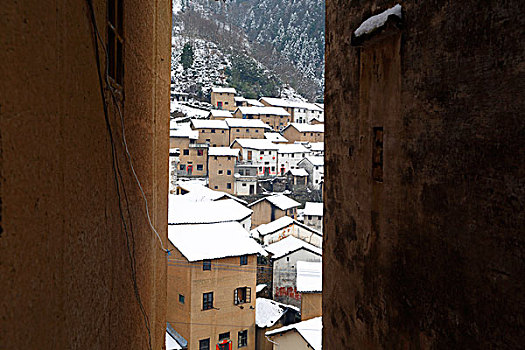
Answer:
266, 317, 322, 350
354, 4, 402, 37
296, 261, 322, 293
256, 298, 299, 328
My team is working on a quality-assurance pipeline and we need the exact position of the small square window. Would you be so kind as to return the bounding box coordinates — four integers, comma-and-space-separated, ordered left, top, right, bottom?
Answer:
211, 129, 216, 133
246, 129, 250, 132
236, 129, 240, 132
179, 164, 185, 170
240, 255, 248, 265
183, 149, 189, 155
197, 150, 204, 156
227, 170, 231, 175
179, 294, 185, 304
203, 260, 211, 271
199, 338, 210, 350
227, 183, 232, 189
218, 170, 223, 175
238, 330, 248, 348
203, 292, 213, 310
197, 164, 203, 171
255, 130, 259, 133
219, 332, 230, 341
214, 186, 218, 189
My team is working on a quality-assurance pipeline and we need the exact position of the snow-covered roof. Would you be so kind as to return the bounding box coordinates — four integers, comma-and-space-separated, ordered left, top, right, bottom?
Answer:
209, 109, 233, 118
236, 106, 290, 117
168, 195, 252, 224
231, 139, 280, 151
260, 97, 323, 112
256, 284, 267, 293
246, 99, 264, 107
190, 119, 229, 130
226, 118, 271, 129
354, 4, 402, 37
264, 236, 322, 259
234, 96, 247, 102
284, 123, 324, 133
168, 222, 265, 262
209, 147, 240, 157
177, 182, 247, 205
309, 142, 324, 152
252, 216, 294, 237
303, 202, 323, 217
278, 143, 310, 154
265, 133, 289, 143
166, 322, 187, 350
170, 101, 210, 118
256, 298, 300, 328
266, 317, 322, 350
212, 87, 237, 94
300, 156, 324, 167
287, 168, 309, 177
297, 261, 322, 293
170, 122, 199, 139
248, 194, 300, 211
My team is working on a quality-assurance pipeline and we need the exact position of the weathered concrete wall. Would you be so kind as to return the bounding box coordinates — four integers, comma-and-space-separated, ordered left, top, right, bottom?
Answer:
0, 0, 170, 348
324, 0, 525, 348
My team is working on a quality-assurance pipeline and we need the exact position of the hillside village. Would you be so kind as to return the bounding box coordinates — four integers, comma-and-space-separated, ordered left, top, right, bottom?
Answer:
166, 86, 324, 350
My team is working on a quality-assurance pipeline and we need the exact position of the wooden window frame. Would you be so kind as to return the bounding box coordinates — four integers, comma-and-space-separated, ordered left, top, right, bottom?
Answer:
203, 292, 214, 310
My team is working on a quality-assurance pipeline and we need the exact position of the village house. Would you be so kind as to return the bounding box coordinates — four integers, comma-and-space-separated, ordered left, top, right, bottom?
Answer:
302, 202, 323, 231
211, 86, 237, 111
255, 298, 300, 350
306, 141, 324, 156
285, 169, 309, 192
233, 106, 291, 131
230, 139, 280, 178
234, 96, 249, 107
234, 164, 259, 196
264, 132, 289, 144
296, 261, 322, 321
226, 119, 270, 143
170, 125, 209, 178
259, 97, 295, 120
248, 194, 300, 228
297, 156, 324, 190
310, 116, 324, 125
281, 123, 324, 143
251, 216, 323, 248
167, 222, 265, 350
169, 194, 253, 231
264, 236, 322, 307
208, 147, 240, 194
265, 317, 322, 350
190, 119, 229, 147
245, 99, 265, 107
277, 143, 310, 175
208, 109, 234, 120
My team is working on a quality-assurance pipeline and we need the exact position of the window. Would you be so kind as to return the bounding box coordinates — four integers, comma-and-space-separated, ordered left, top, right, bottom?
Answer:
179, 294, 185, 304
227, 183, 232, 189
214, 186, 218, 189
107, 0, 124, 85
227, 156, 231, 160
218, 170, 223, 175
246, 129, 250, 133
242, 183, 246, 187
234, 287, 251, 305
260, 151, 265, 155
219, 332, 230, 341
206, 139, 210, 143
179, 164, 184, 170
240, 255, 248, 265
214, 156, 218, 160
203, 259, 211, 271
236, 129, 240, 132
255, 130, 259, 133
271, 167, 275, 171
203, 292, 214, 310
225, 101, 229, 105
238, 330, 248, 348
183, 149, 189, 155
197, 164, 203, 171
199, 339, 210, 350
308, 215, 313, 220
372, 127, 384, 182
197, 150, 204, 156
211, 129, 216, 133
227, 170, 231, 175
202, 130, 206, 133
222, 130, 225, 133
239, 169, 244, 175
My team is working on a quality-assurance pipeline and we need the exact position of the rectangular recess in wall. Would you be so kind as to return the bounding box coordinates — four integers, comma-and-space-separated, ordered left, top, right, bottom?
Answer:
372, 127, 384, 182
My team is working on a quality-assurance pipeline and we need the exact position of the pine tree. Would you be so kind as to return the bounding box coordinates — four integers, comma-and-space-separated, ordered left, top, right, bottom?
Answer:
180, 43, 194, 70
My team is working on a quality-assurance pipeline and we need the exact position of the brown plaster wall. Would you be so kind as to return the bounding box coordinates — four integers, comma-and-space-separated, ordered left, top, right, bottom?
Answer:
211, 92, 236, 111
324, 0, 525, 348
283, 127, 324, 143
300, 293, 322, 321
209, 155, 236, 194
0, 0, 170, 348
195, 128, 229, 147
229, 127, 266, 144
250, 200, 286, 229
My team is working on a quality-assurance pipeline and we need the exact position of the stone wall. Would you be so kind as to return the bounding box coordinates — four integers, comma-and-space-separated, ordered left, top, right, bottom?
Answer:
325, 0, 524, 348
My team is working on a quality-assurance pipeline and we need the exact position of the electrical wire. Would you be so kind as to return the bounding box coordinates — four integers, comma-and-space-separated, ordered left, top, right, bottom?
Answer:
85, 1, 153, 348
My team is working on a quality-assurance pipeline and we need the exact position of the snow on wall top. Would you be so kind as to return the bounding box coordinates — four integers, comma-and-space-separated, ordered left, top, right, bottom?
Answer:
300, 156, 324, 167
209, 109, 234, 118
249, 194, 300, 211
252, 216, 295, 237
266, 316, 323, 350
303, 202, 323, 217
277, 143, 310, 154
236, 106, 290, 117
288, 168, 309, 177
231, 139, 280, 151
296, 261, 322, 293
354, 4, 402, 37
212, 87, 237, 94
265, 133, 289, 143
168, 222, 265, 262
226, 118, 271, 129
264, 236, 322, 259
208, 147, 240, 157
246, 99, 265, 107
256, 298, 300, 328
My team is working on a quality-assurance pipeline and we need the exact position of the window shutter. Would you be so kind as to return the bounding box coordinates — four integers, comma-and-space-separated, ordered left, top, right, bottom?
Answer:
246, 287, 251, 303
234, 288, 238, 305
